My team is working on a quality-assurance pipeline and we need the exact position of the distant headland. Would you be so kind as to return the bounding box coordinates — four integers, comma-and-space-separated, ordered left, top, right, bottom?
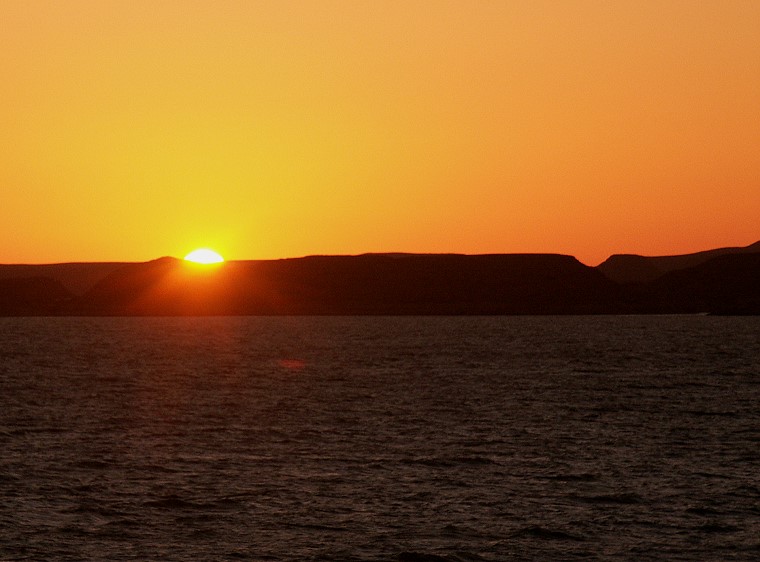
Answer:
1, 241, 759, 316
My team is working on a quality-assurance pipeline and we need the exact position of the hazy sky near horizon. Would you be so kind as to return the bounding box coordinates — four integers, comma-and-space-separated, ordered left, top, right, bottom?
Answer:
2, 1, 759, 265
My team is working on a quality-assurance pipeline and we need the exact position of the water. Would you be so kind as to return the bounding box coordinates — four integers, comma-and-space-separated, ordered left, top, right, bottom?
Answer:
1, 316, 759, 561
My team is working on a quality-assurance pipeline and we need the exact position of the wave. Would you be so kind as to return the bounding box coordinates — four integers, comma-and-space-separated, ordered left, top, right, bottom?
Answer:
398, 552, 489, 561
142, 494, 243, 511
403, 456, 497, 468
573, 492, 643, 505
512, 525, 585, 541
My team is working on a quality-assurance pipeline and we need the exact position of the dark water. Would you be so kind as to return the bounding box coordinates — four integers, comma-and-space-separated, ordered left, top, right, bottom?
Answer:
1, 316, 759, 561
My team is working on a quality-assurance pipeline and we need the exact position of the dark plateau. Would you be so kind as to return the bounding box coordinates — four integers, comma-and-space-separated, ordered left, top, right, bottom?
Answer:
1, 242, 759, 315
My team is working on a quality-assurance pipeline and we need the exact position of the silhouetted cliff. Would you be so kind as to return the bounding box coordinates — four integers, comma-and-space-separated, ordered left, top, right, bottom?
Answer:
634, 253, 760, 314
79, 254, 622, 315
0, 262, 127, 295
1, 246, 759, 315
597, 241, 760, 284
0, 277, 73, 315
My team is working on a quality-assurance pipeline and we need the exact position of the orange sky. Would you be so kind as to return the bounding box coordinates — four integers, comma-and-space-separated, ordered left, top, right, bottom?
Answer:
2, 1, 758, 265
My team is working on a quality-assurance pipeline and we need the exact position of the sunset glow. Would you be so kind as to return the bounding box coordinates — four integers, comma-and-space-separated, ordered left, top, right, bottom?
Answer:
2, 1, 759, 264
184, 249, 224, 264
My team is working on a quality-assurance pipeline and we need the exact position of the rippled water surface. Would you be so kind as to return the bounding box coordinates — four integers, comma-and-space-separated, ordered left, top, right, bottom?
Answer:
1, 316, 759, 561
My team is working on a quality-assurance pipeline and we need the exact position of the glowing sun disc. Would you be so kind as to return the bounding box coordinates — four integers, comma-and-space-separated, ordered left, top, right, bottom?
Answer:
184, 249, 224, 264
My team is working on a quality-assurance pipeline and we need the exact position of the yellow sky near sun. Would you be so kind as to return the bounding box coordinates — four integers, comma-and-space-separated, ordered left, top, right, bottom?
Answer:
1, 0, 759, 265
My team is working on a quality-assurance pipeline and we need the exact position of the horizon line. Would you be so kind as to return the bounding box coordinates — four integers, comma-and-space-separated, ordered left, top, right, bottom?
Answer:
2, 238, 759, 268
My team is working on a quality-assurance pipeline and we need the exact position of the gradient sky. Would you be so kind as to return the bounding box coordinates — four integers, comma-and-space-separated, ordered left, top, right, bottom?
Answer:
2, 1, 759, 265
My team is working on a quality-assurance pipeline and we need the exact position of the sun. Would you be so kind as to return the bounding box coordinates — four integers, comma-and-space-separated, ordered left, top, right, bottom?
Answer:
184, 248, 225, 264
